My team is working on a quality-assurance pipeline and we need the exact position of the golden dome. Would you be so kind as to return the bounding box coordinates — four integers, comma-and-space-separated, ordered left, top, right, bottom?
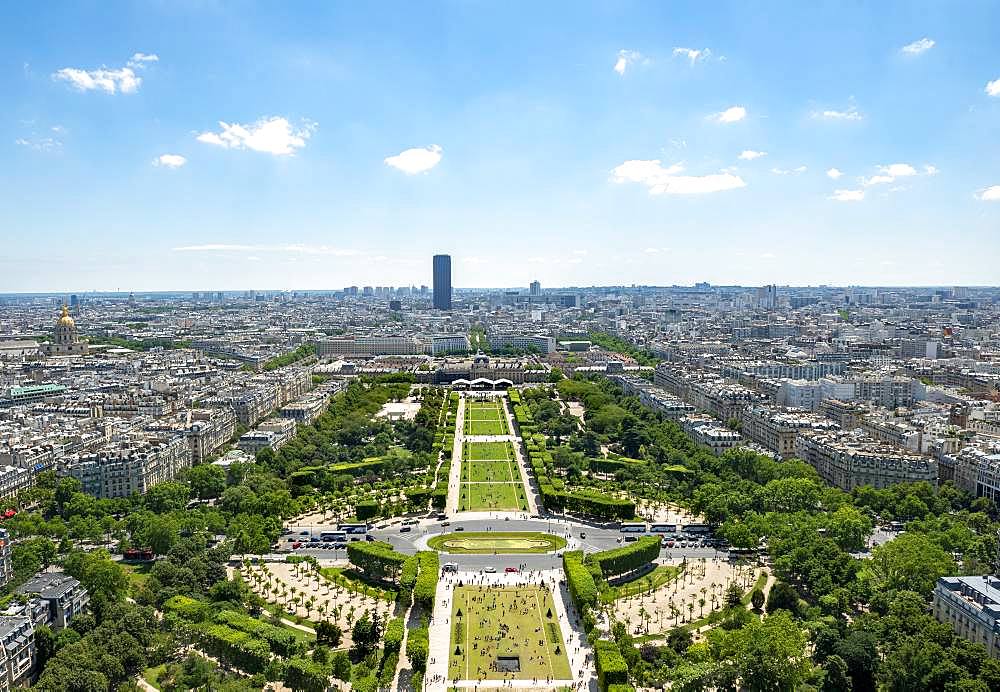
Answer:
57, 305, 76, 328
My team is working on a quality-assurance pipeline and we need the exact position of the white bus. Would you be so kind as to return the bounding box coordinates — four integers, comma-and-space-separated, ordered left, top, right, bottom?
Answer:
620, 522, 647, 534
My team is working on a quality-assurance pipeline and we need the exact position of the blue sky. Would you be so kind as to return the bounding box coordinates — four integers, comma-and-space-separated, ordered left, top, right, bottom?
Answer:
2, 1, 999, 292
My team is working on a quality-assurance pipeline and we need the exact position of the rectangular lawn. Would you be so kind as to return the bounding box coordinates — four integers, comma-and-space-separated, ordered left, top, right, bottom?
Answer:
464, 441, 512, 460
449, 585, 572, 682
459, 481, 527, 511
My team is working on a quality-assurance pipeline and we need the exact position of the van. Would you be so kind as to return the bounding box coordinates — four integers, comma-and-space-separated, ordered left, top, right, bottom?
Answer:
442, 562, 458, 573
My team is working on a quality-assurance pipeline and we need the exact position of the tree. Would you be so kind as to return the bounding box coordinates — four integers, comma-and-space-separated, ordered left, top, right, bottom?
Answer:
315, 620, 343, 647
864, 532, 956, 596
750, 587, 765, 612
730, 610, 810, 691
822, 655, 853, 692
834, 631, 878, 692
331, 650, 352, 681
144, 482, 190, 513
351, 610, 381, 658
723, 583, 743, 609
765, 581, 800, 615
186, 464, 226, 500
828, 505, 873, 552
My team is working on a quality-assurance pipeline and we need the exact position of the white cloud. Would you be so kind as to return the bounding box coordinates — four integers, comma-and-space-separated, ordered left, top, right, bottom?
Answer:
196, 117, 316, 156
738, 150, 767, 160
15, 137, 61, 152
977, 185, 1000, 201
54, 66, 141, 94
863, 162, 922, 186
924, 164, 939, 176
128, 52, 159, 67
827, 168, 843, 180
985, 79, 1000, 97
53, 52, 157, 94
771, 165, 807, 175
812, 106, 863, 121
384, 144, 443, 174
610, 159, 746, 195
710, 106, 746, 124
153, 154, 186, 169
672, 47, 711, 64
173, 243, 359, 256
614, 50, 642, 76
829, 189, 865, 202
901, 38, 935, 55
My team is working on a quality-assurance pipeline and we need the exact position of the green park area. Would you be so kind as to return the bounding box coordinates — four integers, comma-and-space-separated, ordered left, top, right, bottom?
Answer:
459, 442, 528, 511
449, 585, 572, 682
464, 399, 510, 436
427, 531, 566, 554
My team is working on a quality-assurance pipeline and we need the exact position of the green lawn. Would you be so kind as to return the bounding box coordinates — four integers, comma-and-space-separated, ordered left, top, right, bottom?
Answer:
459, 481, 528, 511
428, 532, 567, 554
463, 441, 512, 460
463, 459, 517, 483
464, 401, 510, 436
449, 585, 572, 682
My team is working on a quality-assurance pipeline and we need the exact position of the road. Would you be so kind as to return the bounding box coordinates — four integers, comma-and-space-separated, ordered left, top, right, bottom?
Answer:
282, 514, 724, 566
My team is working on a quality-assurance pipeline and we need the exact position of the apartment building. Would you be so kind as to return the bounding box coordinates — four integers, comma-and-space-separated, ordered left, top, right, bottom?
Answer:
739, 405, 839, 458
682, 415, 743, 455
953, 447, 1000, 501
933, 576, 1000, 658
186, 408, 237, 463
61, 434, 191, 499
487, 333, 557, 355
316, 336, 426, 357
795, 430, 938, 490
237, 417, 296, 454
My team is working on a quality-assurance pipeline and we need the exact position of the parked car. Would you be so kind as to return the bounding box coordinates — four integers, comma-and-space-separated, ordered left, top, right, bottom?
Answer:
400, 526, 412, 533
292, 541, 302, 549
365, 535, 376, 542
454, 526, 465, 532
485, 566, 497, 573
504, 567, 519, 573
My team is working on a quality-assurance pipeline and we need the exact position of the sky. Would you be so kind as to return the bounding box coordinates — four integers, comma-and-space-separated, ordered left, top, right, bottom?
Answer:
2, 0, 999, 292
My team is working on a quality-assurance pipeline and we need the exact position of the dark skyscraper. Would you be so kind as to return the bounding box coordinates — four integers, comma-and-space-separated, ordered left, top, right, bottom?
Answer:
433, 254, 452, 310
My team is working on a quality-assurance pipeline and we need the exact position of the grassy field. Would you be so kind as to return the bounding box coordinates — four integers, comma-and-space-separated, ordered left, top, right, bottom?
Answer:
601, 564, 684, 602
449, 585, 572, 682
464, 400, 510, 436
464, 441, 512, 460
460, 481, 528, 511
463, 460, 516, 483
428, 532, 567, 554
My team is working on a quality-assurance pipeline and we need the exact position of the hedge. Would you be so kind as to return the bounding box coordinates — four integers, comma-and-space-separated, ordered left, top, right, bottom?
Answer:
562, 551, 598, 610
214, 609, 303, 657
355, 500, 380, 520
406, 624, 429, 672
347, 541, 407, 584
384, 616, 405, 654
594, 640, 629, 691
163, 594, 210, 622
284, 656, 330, 692
399, 555, 418, 604
413, 551, 439, 610
195, 622, 271, 673
587, 536, 661, 579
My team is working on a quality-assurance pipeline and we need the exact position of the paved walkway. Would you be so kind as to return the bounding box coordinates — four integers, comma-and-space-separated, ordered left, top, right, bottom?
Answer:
446, 396, 466, 515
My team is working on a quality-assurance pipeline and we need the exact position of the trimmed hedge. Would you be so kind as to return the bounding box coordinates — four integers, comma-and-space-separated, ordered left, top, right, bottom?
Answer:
562, 551, 598, 610
413, 551, 439, 610
214, 609, 304, 657
347, 541, 407, 584
195, 622, 270, 673
163, 594, 210, 622
406, 624, 429, 672
384, 616, 405, 654
594, 640, 629, 691
587, 536, 660, 579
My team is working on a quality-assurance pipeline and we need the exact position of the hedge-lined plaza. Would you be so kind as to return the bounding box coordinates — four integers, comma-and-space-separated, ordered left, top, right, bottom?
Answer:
449, 585, 572, 682
427, 531, 567, 554
459, 441, 528, 511
463, 399, 510, 436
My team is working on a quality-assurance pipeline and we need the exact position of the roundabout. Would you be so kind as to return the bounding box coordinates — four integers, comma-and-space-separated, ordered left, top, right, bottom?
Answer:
426, 531, 567, 554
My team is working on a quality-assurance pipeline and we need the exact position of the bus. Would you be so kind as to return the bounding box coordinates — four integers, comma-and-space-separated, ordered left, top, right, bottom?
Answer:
682, 523, 712, 534
649, 523, 678, 534
620, 522, 647, 534
727, 547, 757, 560
338, 523, 368, 535
320, 531, 348, 543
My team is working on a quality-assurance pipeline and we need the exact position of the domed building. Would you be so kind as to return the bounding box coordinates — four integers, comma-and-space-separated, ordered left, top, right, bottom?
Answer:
43, 306, 89, 356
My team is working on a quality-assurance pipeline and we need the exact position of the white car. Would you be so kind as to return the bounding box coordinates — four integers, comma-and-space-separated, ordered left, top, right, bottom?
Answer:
484, 566, 497, 573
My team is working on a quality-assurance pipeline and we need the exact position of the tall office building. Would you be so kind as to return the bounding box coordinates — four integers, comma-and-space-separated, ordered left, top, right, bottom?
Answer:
433, 254, 452, 310
529, 280, 541, 296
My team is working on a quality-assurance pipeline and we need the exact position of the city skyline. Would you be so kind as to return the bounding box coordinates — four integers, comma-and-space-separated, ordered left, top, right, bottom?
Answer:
4, 1, 1000, 291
